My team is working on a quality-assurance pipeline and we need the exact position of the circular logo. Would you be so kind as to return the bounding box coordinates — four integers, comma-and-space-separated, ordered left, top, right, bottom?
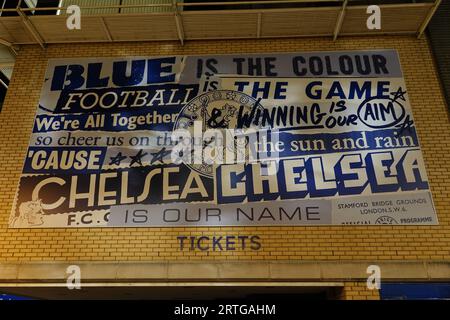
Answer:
173, 90, 267, 177
357, 97, 405, 129
375, 216, 398, 225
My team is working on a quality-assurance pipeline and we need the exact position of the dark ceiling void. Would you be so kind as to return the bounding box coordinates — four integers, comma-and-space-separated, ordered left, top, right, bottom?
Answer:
182, 0, 435, 11
428, 0, 450, 110
0, 71, 10, 112
33, 0, 61, 15
0, 0, 30, 16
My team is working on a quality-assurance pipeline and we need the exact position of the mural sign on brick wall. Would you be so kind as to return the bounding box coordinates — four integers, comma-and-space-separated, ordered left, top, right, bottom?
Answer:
9, 50, 438, 228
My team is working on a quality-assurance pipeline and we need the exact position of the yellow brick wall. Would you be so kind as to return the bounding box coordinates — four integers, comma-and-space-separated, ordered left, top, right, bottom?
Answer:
0, 36, 449, 262
336, 282, 380, 300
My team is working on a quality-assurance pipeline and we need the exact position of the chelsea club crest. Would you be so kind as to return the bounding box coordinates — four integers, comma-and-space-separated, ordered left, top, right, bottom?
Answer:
173, 90, 268, 178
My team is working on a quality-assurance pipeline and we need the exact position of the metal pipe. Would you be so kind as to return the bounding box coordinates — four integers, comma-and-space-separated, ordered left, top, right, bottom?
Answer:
179, 0, 341, 6
0, 77, 8, 89
333, 0, 348, 41
173, 0, 184, 45
417, 0, 442, 39
19, 4, 174, 12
